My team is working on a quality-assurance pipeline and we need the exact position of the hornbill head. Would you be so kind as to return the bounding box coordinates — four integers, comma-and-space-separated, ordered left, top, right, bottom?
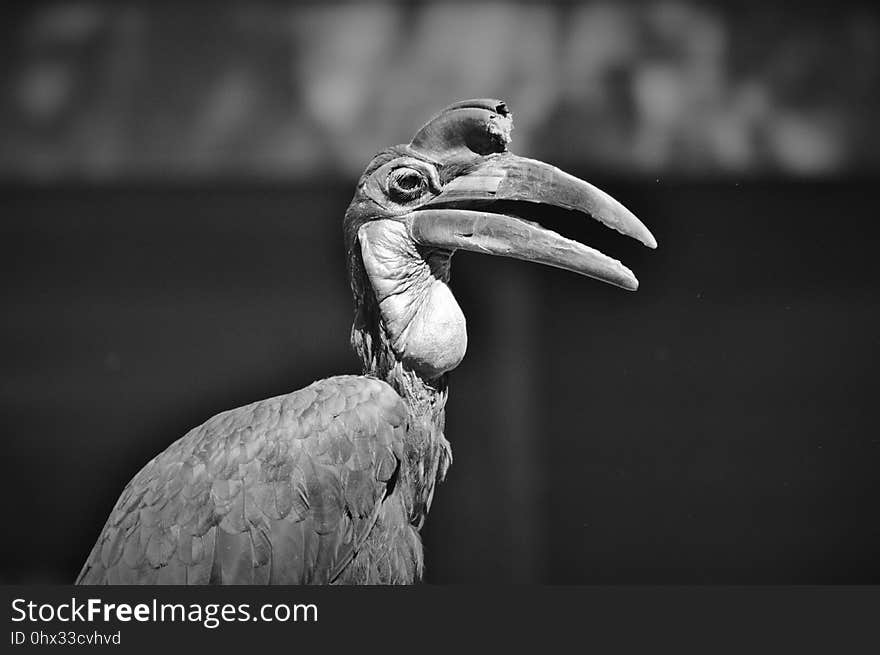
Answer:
345, 99, 656, 379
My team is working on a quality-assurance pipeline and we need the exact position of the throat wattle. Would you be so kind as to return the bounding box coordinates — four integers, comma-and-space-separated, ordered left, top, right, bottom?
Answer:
386, 279, 467, 379
358, 220, 467, 380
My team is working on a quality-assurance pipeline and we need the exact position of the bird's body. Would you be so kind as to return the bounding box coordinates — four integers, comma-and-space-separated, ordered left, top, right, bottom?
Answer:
77, 99, 655, 584
77, 375, 450, 584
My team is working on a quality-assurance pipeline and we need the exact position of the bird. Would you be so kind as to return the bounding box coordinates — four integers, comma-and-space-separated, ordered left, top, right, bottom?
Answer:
76, 99, 656, 585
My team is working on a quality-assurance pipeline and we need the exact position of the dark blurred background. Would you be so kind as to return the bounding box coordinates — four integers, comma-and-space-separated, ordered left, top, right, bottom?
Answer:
1, 1, 878, 584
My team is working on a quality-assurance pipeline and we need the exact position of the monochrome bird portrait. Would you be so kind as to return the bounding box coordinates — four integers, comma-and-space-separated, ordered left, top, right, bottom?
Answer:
76, 99, 656, 585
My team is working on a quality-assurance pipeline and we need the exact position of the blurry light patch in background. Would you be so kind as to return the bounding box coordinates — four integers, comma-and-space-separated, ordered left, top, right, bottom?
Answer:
1, 0, 878, 180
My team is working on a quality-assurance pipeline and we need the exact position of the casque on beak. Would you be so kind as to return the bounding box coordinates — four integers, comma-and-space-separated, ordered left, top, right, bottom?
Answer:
400, 99, 656, 291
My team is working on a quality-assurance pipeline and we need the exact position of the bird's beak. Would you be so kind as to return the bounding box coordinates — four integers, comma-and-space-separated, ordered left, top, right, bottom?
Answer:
403, 153, 656, 290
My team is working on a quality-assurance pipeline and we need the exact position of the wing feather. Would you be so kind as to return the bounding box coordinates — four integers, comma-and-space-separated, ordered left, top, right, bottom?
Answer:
76, 375, 407, 585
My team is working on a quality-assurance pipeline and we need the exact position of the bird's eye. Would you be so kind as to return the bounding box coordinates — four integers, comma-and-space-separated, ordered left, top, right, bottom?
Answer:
387, 167, 427, 202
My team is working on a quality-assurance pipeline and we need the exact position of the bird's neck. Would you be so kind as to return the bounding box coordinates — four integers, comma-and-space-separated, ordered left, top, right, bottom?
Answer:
348, 228, 459, 413
356, 220, 467, 379
350, 265, 453, 513
351, 285, 450, 417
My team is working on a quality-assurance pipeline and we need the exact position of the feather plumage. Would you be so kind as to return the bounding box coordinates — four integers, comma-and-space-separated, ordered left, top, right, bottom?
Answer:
76, 375, 429, 585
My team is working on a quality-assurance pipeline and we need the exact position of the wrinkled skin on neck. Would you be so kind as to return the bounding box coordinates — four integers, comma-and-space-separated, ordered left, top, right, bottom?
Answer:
347, 220, 455, 543
357, 219, 467, 381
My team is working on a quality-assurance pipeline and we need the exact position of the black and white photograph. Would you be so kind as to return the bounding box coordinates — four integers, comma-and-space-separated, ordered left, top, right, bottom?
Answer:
1, 0, 878, 647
